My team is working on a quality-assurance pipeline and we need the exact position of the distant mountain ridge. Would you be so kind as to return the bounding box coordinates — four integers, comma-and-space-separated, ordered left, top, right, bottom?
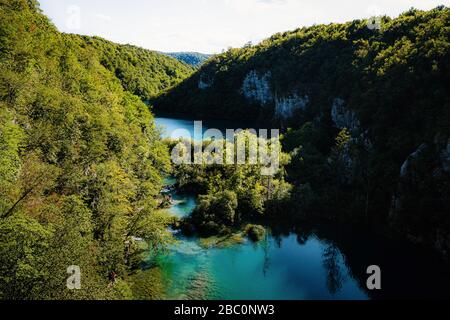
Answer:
163, 52, 212, 66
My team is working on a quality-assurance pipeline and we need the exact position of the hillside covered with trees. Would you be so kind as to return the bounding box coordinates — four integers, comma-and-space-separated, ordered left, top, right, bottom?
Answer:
1, 0, 449, 301
69, 36, 194, 102
0, 0, 192, 299
156, 7, 450, 258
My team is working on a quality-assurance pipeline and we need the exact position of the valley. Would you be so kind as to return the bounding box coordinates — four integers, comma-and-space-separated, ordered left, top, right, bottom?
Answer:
1, 0, 449, 301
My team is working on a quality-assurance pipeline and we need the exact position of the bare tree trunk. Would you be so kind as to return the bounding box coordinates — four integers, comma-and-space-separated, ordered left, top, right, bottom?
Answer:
1, 187, 34, 219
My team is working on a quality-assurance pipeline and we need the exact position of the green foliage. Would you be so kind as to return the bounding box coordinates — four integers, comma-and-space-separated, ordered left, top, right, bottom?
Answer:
0, 107, 23, 214
128, 268, 166, 300
335, 128, 351, 151
67, 35, 194, 102
192, 190, 238, 234
172, 131, 292, 235
0, 213, 51, 300
0, 0, 176, 299
244, 224, 266, 242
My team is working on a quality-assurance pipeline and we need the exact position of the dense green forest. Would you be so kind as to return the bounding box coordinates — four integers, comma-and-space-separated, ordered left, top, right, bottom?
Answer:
0, 0, 193, 299
1, 0, 449, 301
163, 52, 211, 67
165, 132, 292, 238
156, 7, 450, 257
68, 36, 194, 102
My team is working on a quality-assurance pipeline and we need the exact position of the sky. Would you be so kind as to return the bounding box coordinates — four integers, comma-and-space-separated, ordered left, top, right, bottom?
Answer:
40, 0, 449, 54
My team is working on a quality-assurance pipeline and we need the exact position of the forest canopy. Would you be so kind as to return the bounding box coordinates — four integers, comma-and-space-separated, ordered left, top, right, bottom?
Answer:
0, 0, 190, 299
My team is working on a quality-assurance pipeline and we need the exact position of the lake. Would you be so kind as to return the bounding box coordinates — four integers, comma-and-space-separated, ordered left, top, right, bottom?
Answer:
148, 117, 450, 300
155, 116, 260, 141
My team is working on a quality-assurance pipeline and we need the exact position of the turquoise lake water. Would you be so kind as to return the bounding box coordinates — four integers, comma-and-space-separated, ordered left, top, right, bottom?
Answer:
148, 117, 450, 300
155, 117, 206, 141
153, 185, 369, 300
155, 116, 259, 141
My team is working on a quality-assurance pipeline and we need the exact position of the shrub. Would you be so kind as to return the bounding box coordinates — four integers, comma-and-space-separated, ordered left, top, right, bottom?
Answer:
245, 224, 266, 242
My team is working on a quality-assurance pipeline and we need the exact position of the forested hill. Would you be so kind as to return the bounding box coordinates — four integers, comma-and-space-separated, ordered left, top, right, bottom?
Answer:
156, 6, 449, 126
163, 52, 211, 67
67, 35, 194, 102
156, 7, 450, 257
0, 0, 177, 299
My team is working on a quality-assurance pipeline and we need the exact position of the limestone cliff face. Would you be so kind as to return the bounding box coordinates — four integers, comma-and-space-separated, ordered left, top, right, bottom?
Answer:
399, 143, 428, 178
328, 98, 373, 180
327, 100, 449, 260
241, 70, 273, 105
390, 137, 450, 259
391, 143, 429, 216
241, 70, 310, 119
275, 93, 309, 119
331, 98, 361, 134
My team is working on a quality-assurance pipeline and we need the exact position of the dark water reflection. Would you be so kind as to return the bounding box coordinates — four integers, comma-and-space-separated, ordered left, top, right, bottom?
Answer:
270, 222, 450, 299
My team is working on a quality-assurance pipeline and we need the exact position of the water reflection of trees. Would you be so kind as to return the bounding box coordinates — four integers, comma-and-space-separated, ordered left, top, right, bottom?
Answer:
268, 219, 450, 299
271, 224, 312, 246
269, 221, 363, 297
322, 244, 344, 294
262, 230, 270, 276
